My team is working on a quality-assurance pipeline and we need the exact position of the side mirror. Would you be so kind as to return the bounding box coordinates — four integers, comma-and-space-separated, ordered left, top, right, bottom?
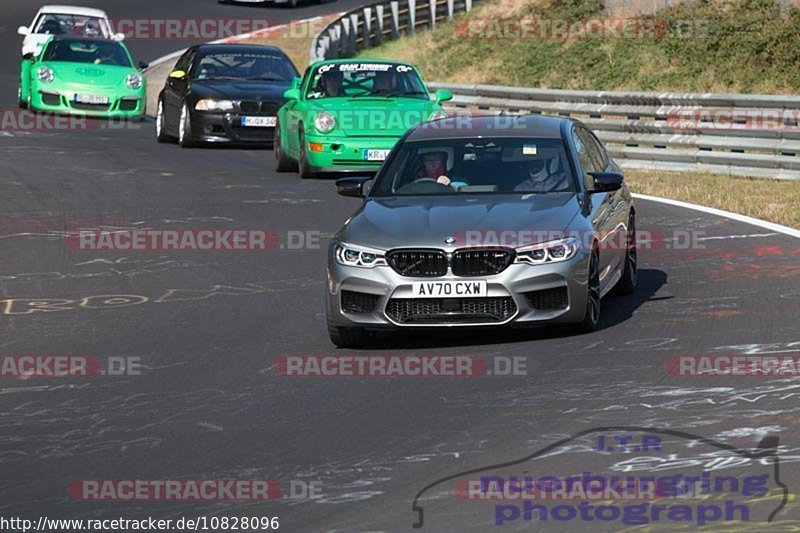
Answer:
283, 88, 300, 100
138, 60, 149, 70
18, 26, 30, 36
113, 32, 126, 41
22, 52, 35, 61
588, 171, 624, 193
168, 70, 186, 80
435, 89, 453, 103
336, 176, 373, 198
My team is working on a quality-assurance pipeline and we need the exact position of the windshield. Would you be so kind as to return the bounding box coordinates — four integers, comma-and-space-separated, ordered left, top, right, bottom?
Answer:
192, 52, 298, 81
305, 62, 428, 100
371, 138, 577, 196
33, 14, 110, 38
42, 39, 132, 67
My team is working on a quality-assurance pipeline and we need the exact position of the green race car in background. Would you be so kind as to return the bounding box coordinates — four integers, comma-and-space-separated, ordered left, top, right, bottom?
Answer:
274, 59, 452, 178
18, 36, 147, 119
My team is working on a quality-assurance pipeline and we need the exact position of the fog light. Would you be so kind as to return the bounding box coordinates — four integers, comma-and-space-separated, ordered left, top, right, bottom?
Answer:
309, 142, 324, 152
330, 143, 341, 151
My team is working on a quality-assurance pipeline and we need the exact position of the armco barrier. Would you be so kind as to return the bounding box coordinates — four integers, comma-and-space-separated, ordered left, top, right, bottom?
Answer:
311, 7, 800, 180
310, 0, 479, 61
426, 82, 800, 179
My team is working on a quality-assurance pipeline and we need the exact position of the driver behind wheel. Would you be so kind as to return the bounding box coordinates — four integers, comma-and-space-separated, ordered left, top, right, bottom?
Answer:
415, 151, 466, 187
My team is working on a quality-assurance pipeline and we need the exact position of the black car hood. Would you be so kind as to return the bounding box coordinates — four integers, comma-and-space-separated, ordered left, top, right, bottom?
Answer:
189, 79, 290, 102
339, 193, 583, 250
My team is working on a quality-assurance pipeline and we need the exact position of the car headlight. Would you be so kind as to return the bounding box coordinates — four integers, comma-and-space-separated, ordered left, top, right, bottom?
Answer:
37, 67, 54, 83
314, 111, 336, 133
334, 243, 387, 268
195, 99, 234, 112
428, 110, 447, 121
515, 237, 581, 265
125, 73, 142, 90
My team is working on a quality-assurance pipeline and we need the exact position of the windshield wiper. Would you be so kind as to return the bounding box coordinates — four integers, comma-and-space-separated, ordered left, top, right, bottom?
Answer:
350, 89, 404, 98
245, 75, 287, 81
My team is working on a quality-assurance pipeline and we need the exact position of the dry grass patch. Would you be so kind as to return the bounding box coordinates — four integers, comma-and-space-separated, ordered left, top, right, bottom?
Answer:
624, 169, 800, 229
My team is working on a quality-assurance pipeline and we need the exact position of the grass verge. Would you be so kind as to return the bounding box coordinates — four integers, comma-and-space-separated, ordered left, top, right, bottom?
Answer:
624, 169, 800, 229
357, 0, 800, 94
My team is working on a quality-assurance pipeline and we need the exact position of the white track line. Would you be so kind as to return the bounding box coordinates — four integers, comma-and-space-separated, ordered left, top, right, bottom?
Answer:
632, 193, 800, 239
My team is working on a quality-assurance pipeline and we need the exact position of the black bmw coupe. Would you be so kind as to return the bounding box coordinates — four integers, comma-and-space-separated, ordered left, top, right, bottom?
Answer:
156, 44, 299, 147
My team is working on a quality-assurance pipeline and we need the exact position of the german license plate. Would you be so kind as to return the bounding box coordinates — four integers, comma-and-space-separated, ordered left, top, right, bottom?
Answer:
362, 149, 390, 161
73, 94, 109, 105
241, 116, 277, 127
410, 280, 487, 298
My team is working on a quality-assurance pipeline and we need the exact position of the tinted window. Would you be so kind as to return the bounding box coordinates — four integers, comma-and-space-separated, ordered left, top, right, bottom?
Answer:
372, 138, 576, 196
42, 39, 131, 67
305, 62, 428, 100
572, 128, 595, 189
34, 14, 109, 38
175, 49, 195, 73
191, 51, 297, 81
580, 128, 608, 172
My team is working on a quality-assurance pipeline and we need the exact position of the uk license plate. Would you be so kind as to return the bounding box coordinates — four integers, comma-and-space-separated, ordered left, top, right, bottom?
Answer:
73, 94, 109, 105
362, 149, 390, 161
410, 280, 487, 298
241, 116, 277, 127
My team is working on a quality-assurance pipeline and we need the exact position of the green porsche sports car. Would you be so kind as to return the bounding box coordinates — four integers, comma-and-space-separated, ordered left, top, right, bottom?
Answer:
274, 59, 452, 178
18, 36, 147, 119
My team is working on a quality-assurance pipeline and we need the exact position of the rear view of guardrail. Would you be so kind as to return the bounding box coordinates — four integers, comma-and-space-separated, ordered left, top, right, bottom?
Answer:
427, 83, 800, 180
310, 0, 481, 61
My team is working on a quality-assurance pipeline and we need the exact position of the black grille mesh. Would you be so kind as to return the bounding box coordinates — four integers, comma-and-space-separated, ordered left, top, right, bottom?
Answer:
452, 249, 514, 276
386, 249, 448, 277
524, 287, 569, 311
386, 297, 517, 323
239, 101, 279, 115
341, 290, 379, 314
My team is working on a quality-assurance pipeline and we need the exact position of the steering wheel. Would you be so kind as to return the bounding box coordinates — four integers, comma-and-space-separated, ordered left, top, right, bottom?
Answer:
396, 179, 452, 194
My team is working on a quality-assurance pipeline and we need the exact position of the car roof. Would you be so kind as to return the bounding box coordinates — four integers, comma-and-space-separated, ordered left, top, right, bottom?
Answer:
38, 5, 108, 17
309, 58, 414, 68
195, 43, 288, 55
405, 114, 572, 140
49, 35, 123, 44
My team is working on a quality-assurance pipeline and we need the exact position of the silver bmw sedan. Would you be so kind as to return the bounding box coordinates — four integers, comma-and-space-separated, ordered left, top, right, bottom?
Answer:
326, 114, 637, 347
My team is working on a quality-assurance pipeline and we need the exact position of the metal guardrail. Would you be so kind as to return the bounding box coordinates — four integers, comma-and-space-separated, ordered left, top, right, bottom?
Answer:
311, 9, 800, 180
428, 83, 800, 180
310, 0, 478, 62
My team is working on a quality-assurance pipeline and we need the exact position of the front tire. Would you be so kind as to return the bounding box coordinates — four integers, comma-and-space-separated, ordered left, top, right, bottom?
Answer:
577, 246, 601, 332
327, 315, 370, 348
274, 120, 294, 172
155, 98, 174, 143
178, 102, 196, 148
17, 85, 28, 109
298, 129, 315, 179
613, 213, 638, 295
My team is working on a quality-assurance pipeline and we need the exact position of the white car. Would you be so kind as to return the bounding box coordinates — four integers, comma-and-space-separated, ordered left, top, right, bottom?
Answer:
18, 5, 122, 57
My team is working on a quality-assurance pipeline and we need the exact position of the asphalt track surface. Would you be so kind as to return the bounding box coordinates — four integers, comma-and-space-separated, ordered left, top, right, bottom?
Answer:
1, 1, 800, 531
